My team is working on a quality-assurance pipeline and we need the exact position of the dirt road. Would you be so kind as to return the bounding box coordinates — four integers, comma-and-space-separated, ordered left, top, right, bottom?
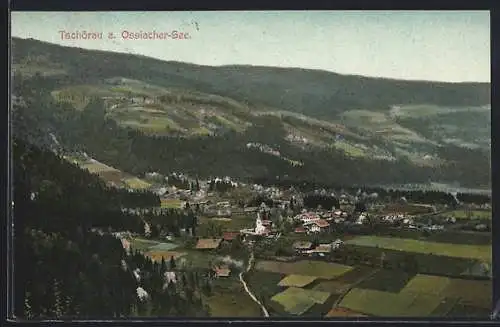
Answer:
238, 251, 270, 317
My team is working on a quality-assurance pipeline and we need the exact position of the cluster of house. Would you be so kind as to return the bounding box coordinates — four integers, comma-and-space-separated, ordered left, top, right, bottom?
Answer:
293, 239, 344, 257
292, 209, 352, 234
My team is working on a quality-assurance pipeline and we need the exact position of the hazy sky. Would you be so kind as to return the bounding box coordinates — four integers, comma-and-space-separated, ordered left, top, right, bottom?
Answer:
11, 11, 490, 82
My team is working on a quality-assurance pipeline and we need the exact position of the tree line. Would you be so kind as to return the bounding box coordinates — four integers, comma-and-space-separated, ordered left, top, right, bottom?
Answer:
13, 138, 208, 318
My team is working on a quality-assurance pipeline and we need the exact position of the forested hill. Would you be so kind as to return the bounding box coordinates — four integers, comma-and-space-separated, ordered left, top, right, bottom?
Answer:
11, 37, 490, 119
13, 139, 210, 319
11, 37, 491, 188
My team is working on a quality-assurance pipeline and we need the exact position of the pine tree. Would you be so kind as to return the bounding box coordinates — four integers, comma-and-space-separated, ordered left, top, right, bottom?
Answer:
52, 278, 64, 318
24, 290, 33, 319
169, 256, 176, 270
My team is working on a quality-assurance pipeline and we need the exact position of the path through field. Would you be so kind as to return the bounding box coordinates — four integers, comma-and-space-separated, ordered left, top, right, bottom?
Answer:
239, 251, 270, 317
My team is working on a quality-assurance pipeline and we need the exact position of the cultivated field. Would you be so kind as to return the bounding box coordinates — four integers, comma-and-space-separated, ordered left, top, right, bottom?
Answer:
400, 274, 492, 309
345, 236, 491, 262
278, 275, 317, 288
271, 287, 331, 315
255, 260, 353, 279
161, 198, 183, 208
81, 161, 118, 174
339, 288, 442, 317
312, 266, 376, 294
122, 177, 151, 190
205, 278, 262, 317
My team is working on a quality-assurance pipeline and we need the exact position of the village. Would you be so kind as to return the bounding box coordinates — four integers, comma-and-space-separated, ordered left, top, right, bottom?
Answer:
68, 153, 491, 317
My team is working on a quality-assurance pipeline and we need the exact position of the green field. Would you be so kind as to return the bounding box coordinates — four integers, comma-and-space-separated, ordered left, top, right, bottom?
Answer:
447, 209, 491, 220
255, 260, 353, 279
400, 274, 492, 310
278, 275, 317, 288
205, 278, 262, 317
400, 274, 451, 296
333, 141, 367, 157
129, 238, 159, 252
345, 236, 491, 262
161, 198, 183, 208
312, 266, 376, 294
81, 162, 118, 174
245, 270, 285, 305
123, 177, 151, 190
271, 287, 331, 315
340, 288, 442, 317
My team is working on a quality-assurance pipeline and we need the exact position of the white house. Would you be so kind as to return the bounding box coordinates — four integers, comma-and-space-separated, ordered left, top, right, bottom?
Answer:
136, 287, 149, 301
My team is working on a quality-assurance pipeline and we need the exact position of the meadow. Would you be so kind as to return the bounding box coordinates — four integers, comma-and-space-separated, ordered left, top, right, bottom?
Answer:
255, 260, 353, 279
345, 236, 491, 262
271, 287, 331, 315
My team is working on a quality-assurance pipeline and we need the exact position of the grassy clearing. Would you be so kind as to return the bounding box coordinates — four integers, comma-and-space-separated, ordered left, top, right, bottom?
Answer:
148, 242, 179, 251
181, 250, 218, 269
123, 177, 151, 190
81, 162, 118, 174
340, 288, 441, 317
271, 287, 331, 315
161, 198, 183, 209
446, 209, 491, 220
333, 141, 367, 157
255, 260, 353, 279
205, 278, 262, 317
278, 275, 317, 288
345, 236, 491, 262
129, 238, 159, 252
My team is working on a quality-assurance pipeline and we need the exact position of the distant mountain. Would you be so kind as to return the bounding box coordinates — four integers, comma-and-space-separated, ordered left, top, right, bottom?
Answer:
11, 37, 491, 188
12, 37, 490, 120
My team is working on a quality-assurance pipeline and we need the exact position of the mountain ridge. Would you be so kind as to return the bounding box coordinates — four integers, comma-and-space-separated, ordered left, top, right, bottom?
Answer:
11, 36, 491, 188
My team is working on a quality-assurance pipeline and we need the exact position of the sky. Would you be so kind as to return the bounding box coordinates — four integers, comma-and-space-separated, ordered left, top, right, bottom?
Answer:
11, 11, 490, 83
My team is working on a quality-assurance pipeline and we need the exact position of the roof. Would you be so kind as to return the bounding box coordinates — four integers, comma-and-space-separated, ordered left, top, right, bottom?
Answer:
312, 244, 332, 253
213, 265, 231, 277
294, 227, 306, 233
293, 241, 313, 249
261, 220, 272, 226
314, 219, 330, 228
223, 232, 240, 241
195, 238, 223, 249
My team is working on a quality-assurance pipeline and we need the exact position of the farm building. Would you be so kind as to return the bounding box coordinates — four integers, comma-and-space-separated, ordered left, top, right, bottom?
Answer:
195, 238, 223, 250
212, 265, 231, 278
293, 241, 314, 253
295, 227, 307, 234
